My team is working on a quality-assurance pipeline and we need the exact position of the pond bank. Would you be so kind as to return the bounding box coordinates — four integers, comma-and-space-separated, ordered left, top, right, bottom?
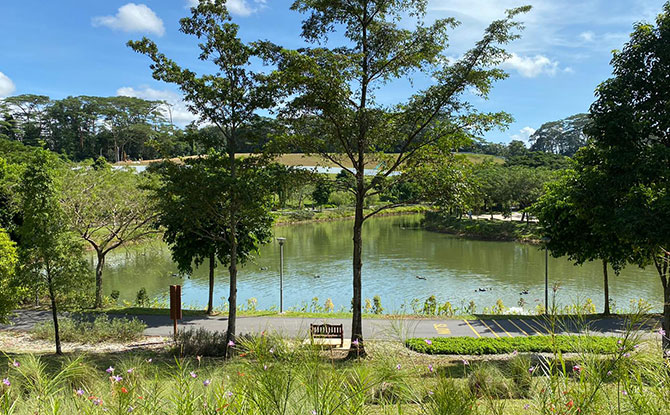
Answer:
423, 211, 542, 244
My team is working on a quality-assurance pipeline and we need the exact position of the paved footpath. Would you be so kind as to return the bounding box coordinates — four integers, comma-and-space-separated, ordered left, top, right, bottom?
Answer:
1, 310, 661, 340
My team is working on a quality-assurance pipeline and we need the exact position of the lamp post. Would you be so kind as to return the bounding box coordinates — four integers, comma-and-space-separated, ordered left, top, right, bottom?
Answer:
277, 237, 286, 313
542, 236, 551, 314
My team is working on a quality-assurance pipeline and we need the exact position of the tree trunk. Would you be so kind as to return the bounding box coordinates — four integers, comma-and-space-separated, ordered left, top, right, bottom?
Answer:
47, 273, 62, 355
520, 211, 526, 222
94, 251, 105, 309
224, 144, 238, 359
348, 186, 366, 358
207, 251, 215, 315
602, 259, 610, 315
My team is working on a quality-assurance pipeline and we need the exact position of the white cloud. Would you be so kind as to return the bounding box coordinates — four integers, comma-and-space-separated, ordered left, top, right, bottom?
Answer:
0, 72, 16, 98
187, 0, 265, 17
93, 3, 165, 36
116, 86, 198, 125
502, 53, 568, 78
579, 31, 595, 42
511, 126, 536, 144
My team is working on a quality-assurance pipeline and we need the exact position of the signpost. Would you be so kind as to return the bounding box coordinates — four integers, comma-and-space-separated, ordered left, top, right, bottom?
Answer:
169, 285, 182, 338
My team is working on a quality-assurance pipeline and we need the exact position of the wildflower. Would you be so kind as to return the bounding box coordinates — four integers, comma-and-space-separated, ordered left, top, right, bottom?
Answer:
197, 356, 201, 363
623, 352, 631, 358
111, 375, 123, 382
573, 365, 582, 373
190, 371, 198, 378
128, 406, 134, 413
203, 379, 211, 387
524, 404, 530, 410
263, 365, 268, 371
226, 391, 233, 397
12, 360, 20, 367
269, 347, 274, 354
127, 368, 134, 374
76, 389, 85, 396
424, 339, 432, 345
607, 371, 613, 376
2, 378, 10, 387
617, 340, 623, 345
622, 390, 628, 396
227, 340, 235, 347
396, 364, 401, 370
120, 387, 128, 394
463, 359, 469, 366
352, 339, 359, 347
566, 400, 574, 408
659, 328, 667, 336
529, 367, 536, 374
512, 350, 518, 356
106, 366, 115, 373
428, 364, 434, 373
311, 411, 317, 415
146, 358, 152, 363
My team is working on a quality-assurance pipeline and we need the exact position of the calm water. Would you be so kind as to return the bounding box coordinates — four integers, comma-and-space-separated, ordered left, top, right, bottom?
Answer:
98, 214, 663, 313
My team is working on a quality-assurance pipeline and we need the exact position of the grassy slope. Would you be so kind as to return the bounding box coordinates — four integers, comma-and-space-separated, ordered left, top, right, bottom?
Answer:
423, 212, 542, 243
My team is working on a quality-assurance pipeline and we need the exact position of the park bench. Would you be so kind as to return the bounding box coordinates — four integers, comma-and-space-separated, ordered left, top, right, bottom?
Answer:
310, 323, 344, 347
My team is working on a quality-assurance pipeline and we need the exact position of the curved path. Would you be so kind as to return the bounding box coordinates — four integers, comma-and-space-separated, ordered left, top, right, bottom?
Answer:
1, 310, 660, 340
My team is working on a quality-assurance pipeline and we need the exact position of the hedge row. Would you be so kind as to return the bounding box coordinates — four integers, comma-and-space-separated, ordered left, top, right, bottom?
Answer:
405, 336, 622, 355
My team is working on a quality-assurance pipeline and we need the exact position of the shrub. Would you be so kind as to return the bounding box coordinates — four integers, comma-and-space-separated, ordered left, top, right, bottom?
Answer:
135, 287, 148, 306
424, 378, 477, 415
467, 364, 512, 398
372, 295, 383, 314
507, 354, 533, 398
31, 314, 146, 343
423, 295, 437, 315
406, 336, 621, 355
174, 327, 228, 357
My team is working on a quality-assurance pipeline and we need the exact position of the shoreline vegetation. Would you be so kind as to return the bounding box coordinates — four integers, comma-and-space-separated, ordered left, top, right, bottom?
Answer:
423, 211, 542, 244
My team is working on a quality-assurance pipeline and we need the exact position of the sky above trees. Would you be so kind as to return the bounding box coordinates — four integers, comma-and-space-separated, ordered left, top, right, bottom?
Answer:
0, 0, 664, 143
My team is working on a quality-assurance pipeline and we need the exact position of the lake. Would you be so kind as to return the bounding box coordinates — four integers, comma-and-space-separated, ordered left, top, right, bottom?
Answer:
98, 214, 663, 313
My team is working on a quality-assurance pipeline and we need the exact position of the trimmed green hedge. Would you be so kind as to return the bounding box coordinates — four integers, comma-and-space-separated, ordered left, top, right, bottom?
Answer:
406, 336, 621, 355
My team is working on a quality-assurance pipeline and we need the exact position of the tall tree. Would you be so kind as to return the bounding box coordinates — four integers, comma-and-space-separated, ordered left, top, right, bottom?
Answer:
129, 0, 278, 354
266, 0, 528, 355
582, 2, 670, 348
529, 113, 589, 157
19, 150, 89, 354
60, 160, 158, 308
532, 165, 629, 315
152, 155, 274, 316
1, 95, 51, 146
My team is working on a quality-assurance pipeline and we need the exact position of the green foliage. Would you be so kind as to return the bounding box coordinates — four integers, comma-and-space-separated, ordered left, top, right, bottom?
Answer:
529, 113, 590, 156
311, 177, 332, 207
467, 364, 513, 398
406, 336, 621, 355
135, 288, 149, 307
174, 327, 230, 357
18, 149, 91, 354
0, 228, 18, 323
31, 314, 146, 343
372, 295, 383, 314
424, 212, 541, 242
61, 163, 157, 308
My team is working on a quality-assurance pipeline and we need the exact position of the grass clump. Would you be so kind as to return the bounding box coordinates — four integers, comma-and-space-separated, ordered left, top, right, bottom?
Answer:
174, 327, 229, 357
31, 314, 146, 343
406, 336, 621, 355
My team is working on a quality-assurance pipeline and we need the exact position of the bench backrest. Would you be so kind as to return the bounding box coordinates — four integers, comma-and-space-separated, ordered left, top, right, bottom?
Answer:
310, 324, 343, 336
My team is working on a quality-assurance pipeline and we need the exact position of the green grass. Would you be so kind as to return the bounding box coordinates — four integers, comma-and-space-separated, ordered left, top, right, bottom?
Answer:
406, 335, 623, 355
423, 212, 541, 243
31, 315, 146, 343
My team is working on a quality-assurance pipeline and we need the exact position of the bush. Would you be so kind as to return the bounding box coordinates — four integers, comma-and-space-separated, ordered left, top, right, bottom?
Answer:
467, 364, 513, 398
424, 378, 477, 414
31, 314, 146, 343
405, 335, 621, 355
174, 327, 228, 357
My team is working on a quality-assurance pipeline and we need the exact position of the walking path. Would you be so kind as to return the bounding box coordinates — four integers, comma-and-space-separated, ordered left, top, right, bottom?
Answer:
1, 310, 660, 340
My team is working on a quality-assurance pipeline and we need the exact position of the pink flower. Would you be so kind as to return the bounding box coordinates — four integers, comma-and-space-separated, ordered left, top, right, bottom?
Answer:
227, 340, 235, 347
462, 360, 469, 366
203, 379, 211, 387
12, 360, 20, 367
424, 339, 432, 345
622, 390, 628, 396
658, 328, 666, 336
352, 339, 359, 346
428, 364, 434, 373
106, 366, 114, 373
76, 388, 85, 396
127, 368, 134, 374
190, 371, 198, 378
111, 375, 123, 382
573, 365, 582, 373
396, 364, 401, 370
2, 378, 10, 387
524, 404, 530, 410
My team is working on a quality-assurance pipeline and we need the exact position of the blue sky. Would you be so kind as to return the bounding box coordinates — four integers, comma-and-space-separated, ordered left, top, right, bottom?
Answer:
0, 0, 665, 143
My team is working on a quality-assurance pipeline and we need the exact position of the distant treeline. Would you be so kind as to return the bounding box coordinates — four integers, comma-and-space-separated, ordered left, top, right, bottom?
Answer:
0, 94, 277, 162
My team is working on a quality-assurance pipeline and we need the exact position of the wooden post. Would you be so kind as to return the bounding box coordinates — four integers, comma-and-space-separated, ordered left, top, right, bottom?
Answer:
170, 285, 182, 339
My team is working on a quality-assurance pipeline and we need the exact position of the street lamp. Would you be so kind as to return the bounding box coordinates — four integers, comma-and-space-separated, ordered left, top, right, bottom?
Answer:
541, 236, 551, 314
276, 237, 286, 313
